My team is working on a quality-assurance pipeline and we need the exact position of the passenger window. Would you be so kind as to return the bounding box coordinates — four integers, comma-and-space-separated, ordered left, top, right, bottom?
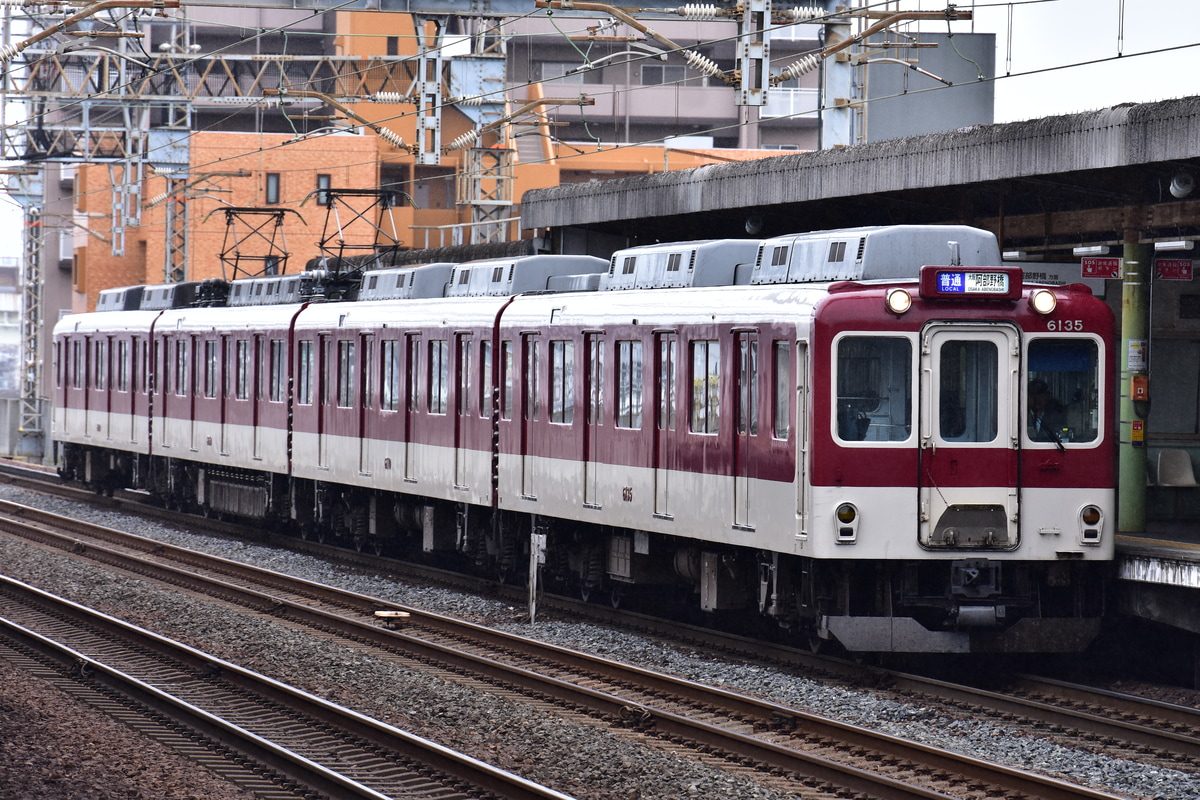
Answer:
550, 340, 574, 424
337, 340, 355, 407
835, 336, 911, 442
381, 340, 400, 411
616, 339, 643, 429
297, 340, 314, 405
773, 340, 790, 439
690, 340, 720, 434
428, 339, 448, 414
175, 340, 189, 397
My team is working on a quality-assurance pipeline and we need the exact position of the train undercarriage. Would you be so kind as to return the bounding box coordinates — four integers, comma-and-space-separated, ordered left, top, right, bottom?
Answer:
55, 442, 1109, 655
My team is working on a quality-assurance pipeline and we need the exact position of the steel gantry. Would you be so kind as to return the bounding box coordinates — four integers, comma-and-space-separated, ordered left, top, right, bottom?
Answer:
2, 0, 962, 458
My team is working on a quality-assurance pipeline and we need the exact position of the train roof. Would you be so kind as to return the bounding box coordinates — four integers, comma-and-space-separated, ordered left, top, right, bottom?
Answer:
603, 239, 762, 290
357, 263, 457, 301
446, 254, 608, 297
751, 225, 1003, 284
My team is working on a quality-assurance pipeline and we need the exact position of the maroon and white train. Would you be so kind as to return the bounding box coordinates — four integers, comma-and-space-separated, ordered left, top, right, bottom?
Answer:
53, 224, 1116, 654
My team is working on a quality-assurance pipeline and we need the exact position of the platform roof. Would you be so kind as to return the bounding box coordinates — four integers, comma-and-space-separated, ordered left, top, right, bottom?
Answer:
520, 96, 1200, 256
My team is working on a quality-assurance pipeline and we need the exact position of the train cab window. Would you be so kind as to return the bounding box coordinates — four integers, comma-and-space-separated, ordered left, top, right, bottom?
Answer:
1026, 338, 1099, 444
337, 340, 355, 407
175, 340, 189, 397
773, 340, 790, 439
690, 339, 720, 434
297, 340, 314, 405
501, 341, 514, 420
616, 340, 643, 429
835, 336, 911, 442
938, 340, 998, 443
428, 339, 448, 414
382, 340, 400, 411
550, 340, 574, 424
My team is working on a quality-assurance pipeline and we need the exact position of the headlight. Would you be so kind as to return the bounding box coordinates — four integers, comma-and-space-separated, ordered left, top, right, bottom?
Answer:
886, 288, 912, 315
1030, 289, 1057, 315
1079, 504, 1103, 545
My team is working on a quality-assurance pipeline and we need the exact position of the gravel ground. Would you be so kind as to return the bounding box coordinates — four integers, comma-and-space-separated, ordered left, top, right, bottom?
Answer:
0, 484, 1195, 800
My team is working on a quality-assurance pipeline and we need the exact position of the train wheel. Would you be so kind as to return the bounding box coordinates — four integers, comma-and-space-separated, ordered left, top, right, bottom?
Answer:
609, 584, 625, 609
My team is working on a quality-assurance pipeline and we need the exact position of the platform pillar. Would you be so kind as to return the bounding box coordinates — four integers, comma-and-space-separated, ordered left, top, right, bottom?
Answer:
1118, 236, 1152, 532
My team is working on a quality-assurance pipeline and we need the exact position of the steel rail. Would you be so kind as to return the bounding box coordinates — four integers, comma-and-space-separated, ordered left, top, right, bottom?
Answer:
0, 494, 1131, 800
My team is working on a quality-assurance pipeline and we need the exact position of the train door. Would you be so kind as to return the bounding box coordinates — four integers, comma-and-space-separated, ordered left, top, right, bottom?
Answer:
583, 333, 603, 507
793, 341, 809, 539
653, 332, 677, 517
734, 330, 758, 530
253, 335, 265, 461
454, 333, 472, 488
359, 332, 374, 476
521, 333, 540, 499
317, 334, 331, 469
918, 323, 1021, 548
217, 336, 230, 456
404, 333, 420, 481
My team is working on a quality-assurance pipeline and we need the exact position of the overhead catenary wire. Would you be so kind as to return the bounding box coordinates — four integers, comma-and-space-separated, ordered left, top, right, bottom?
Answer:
9, 0, 1199, 232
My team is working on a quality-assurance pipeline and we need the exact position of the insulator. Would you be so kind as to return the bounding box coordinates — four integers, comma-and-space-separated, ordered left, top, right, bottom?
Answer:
443, 129, 479, 152
681, 49, 723, 80
779, 5, 824, 22
375, 126, 408, 151
676, 4, 721, 19
144, 191, 171, 208
776, 53, 819, 83
369, 92, 410, 104
452, 95, 483, 107
0, 42, 22, 63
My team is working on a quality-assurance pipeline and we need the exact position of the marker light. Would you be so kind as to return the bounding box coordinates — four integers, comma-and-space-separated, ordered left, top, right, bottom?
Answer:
886, 288, 912, 314
1030, 289, 1057, 315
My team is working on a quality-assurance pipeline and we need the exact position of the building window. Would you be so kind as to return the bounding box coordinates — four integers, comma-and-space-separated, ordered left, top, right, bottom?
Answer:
386, 36, 399, 56
642, 64, 689, 86
316, 174, 331, 207
539, 61, 585, 84
265, 172, 281, 205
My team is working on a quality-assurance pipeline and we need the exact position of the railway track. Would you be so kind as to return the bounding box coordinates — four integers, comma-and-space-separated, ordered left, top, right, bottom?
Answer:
0, 488, 1147, 800
0, 575, 574, 800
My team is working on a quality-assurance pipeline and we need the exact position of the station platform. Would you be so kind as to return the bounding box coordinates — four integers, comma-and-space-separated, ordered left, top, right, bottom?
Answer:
1115, 523, 1200, 647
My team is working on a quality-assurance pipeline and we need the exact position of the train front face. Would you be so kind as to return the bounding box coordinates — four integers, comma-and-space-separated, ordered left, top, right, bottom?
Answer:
808, 267, 1116, 654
